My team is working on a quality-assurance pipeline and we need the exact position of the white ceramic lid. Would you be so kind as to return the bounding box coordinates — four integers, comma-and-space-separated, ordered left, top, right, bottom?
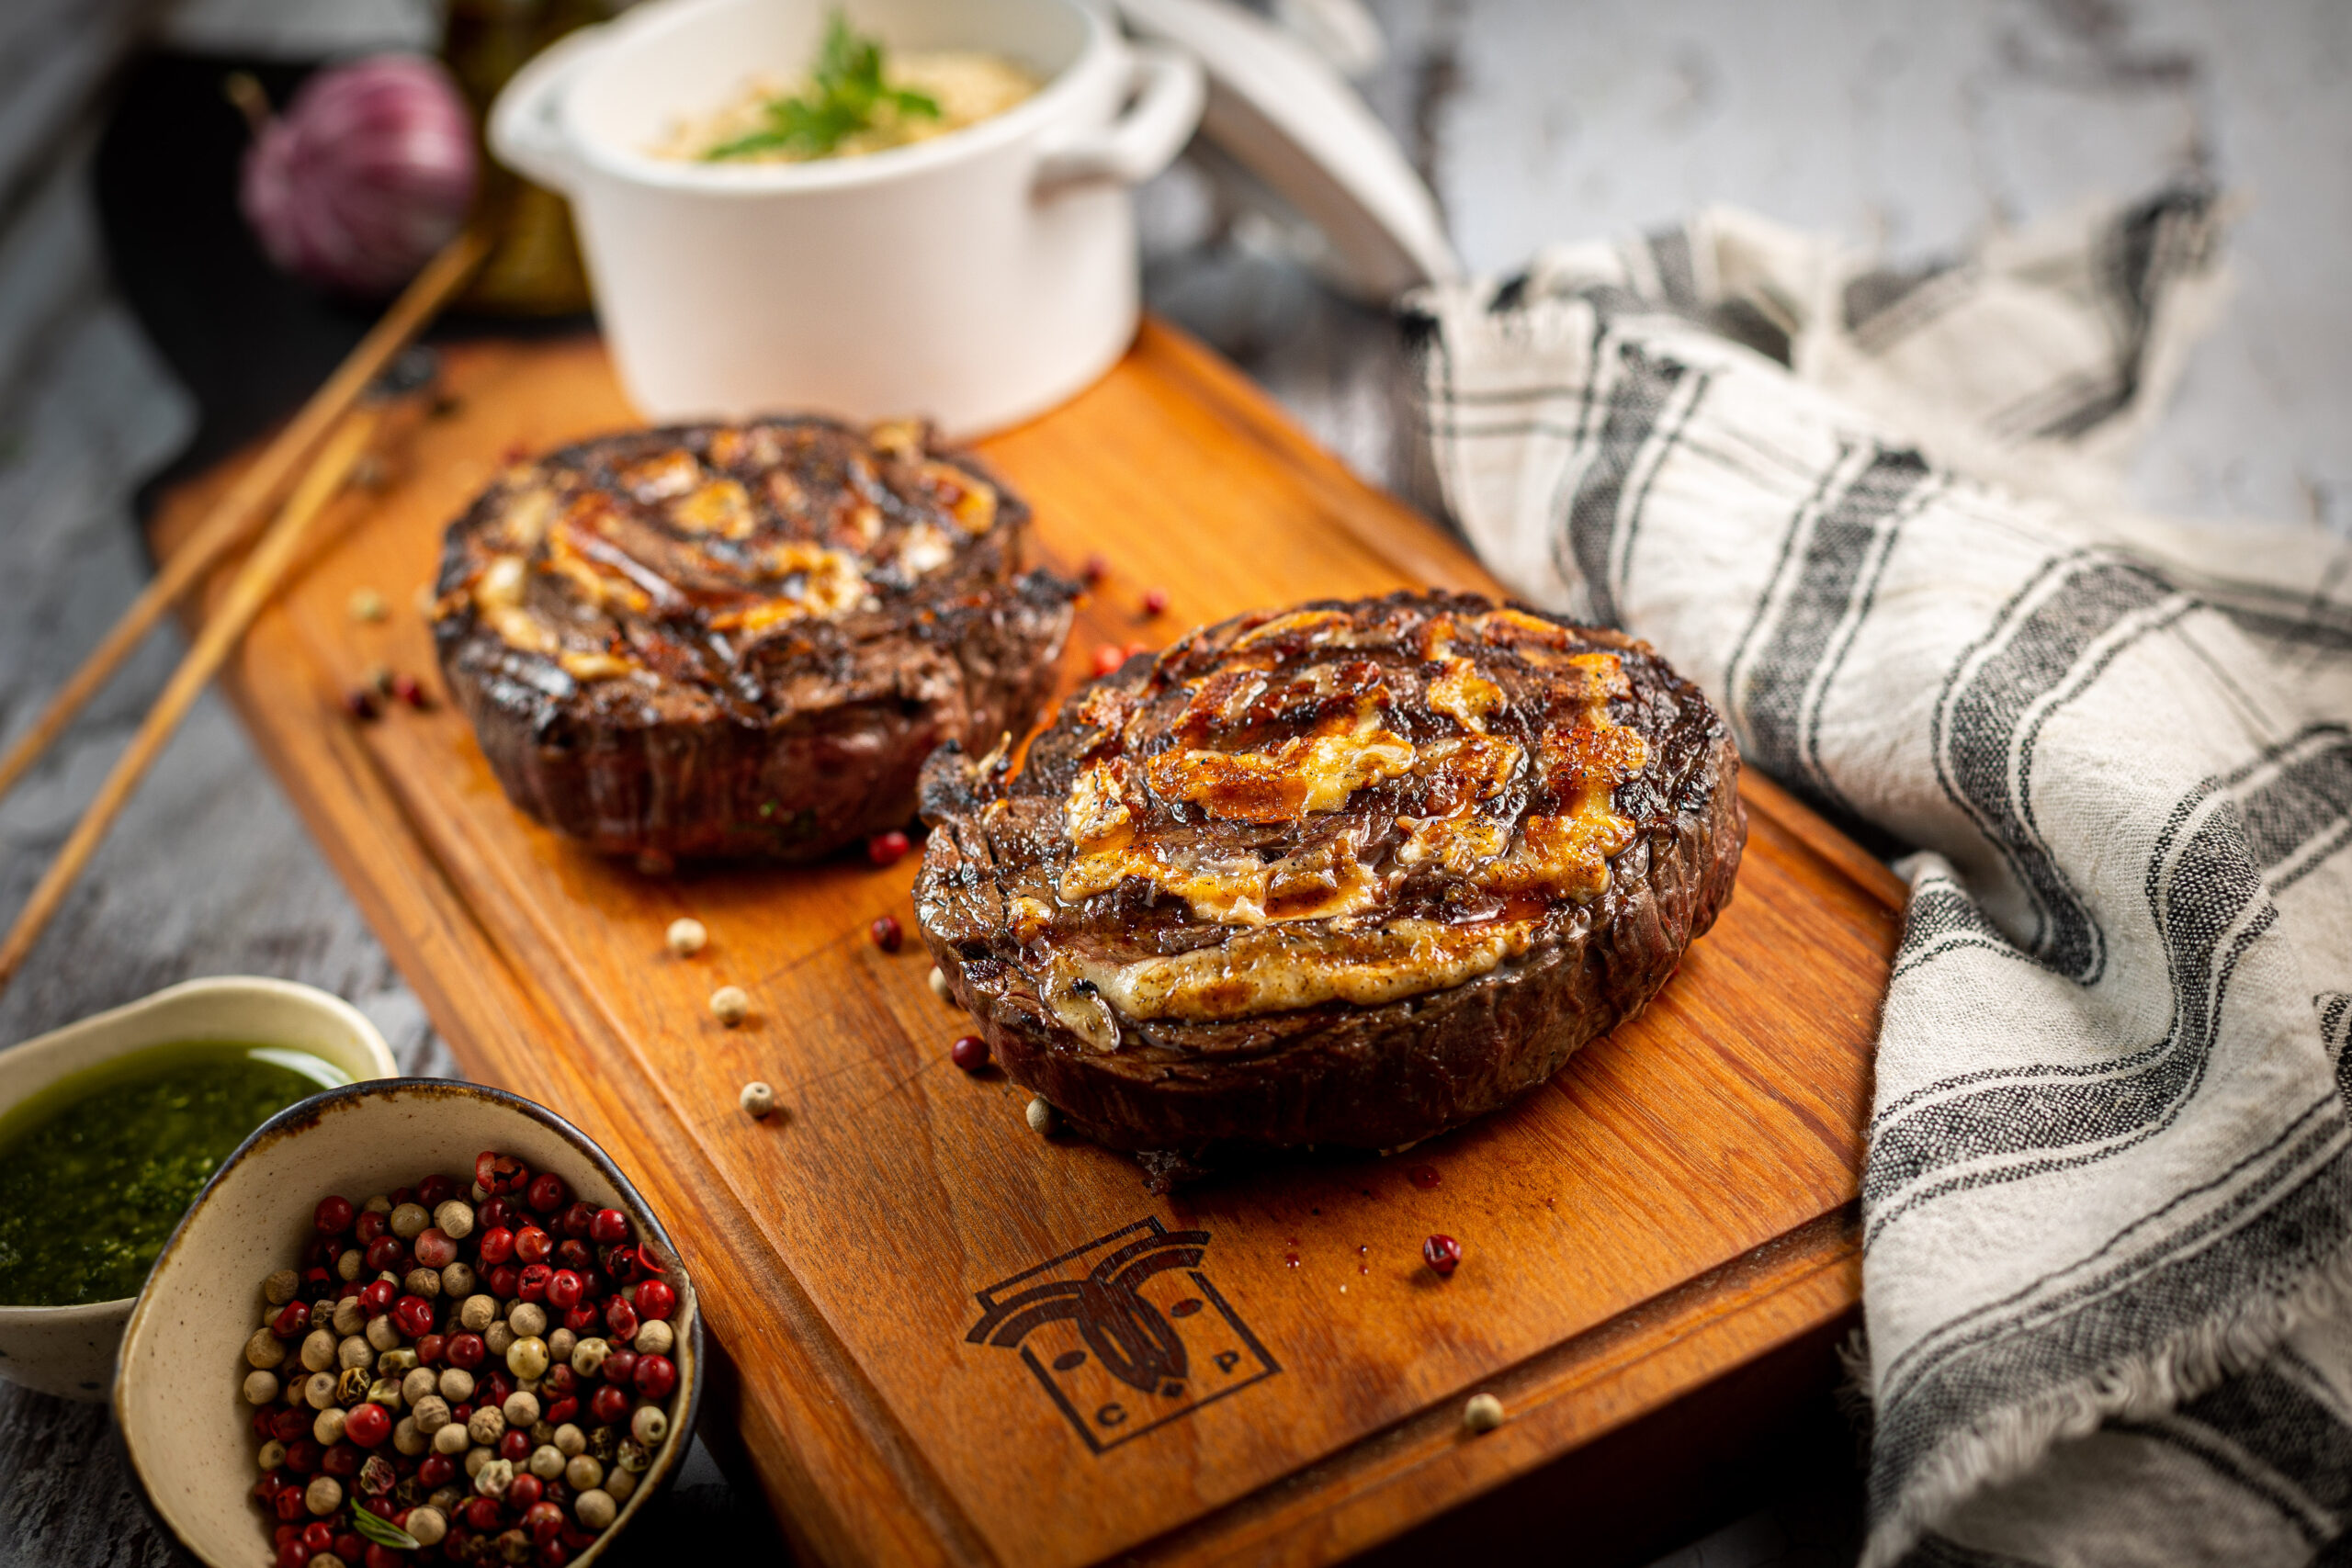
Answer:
1114, 0, 1461, 302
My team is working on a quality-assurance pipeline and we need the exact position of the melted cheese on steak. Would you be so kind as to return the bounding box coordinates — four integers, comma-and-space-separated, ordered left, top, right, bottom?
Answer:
1011, 603, 1649, 1038
434, 417, 1004, 694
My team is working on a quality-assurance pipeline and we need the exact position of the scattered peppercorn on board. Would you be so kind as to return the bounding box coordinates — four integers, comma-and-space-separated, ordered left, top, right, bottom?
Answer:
149, 321, 1903, 1568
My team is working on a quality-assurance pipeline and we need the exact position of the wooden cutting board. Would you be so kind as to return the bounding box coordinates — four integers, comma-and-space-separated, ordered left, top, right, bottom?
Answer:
151, 321, 1900, 1568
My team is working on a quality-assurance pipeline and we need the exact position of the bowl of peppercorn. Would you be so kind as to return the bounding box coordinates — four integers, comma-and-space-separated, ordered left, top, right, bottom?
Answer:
114, 1078, 703, 1568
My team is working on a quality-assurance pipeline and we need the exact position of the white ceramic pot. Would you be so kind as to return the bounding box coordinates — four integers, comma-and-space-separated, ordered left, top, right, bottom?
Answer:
491, 0, 1204, 435
117, 1080, 700, 1568
0, 978, 396, 1401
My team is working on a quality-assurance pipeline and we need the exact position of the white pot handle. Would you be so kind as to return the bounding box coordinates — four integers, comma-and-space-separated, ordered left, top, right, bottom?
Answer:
1035, 42, 1204, 191
487, 23, 613, 195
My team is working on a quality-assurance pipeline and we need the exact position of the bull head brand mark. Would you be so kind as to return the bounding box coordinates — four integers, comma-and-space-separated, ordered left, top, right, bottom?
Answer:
966, 1217, 1280, 1453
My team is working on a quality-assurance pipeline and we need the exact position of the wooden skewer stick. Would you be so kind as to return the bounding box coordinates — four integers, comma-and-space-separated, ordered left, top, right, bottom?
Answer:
0, 412, 381, 994
0, 228, 486, 806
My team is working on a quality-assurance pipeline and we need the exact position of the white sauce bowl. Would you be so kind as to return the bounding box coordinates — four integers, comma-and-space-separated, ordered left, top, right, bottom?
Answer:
492, 0, 1204, 434
0, 978, 397, 1401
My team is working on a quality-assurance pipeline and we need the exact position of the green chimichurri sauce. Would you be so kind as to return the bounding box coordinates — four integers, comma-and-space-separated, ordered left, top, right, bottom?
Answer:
0, 1041, 347, 1306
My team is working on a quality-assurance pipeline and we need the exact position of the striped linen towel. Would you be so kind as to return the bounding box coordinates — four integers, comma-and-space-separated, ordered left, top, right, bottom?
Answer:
1404, 189, 2352, 1566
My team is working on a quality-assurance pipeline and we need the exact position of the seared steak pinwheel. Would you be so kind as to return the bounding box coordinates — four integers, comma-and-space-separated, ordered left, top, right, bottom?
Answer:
916, 591, 1744, 1188
431, 417, 1073, 862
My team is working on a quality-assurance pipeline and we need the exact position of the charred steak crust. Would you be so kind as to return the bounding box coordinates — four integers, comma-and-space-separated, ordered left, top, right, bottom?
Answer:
430, 416, 1074, 860
914, 590, 1744, 1186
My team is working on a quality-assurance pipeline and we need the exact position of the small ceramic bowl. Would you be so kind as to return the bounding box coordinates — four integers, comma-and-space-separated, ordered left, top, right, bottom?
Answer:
0, 977, 397, 1401
117, 1079, 702, 1568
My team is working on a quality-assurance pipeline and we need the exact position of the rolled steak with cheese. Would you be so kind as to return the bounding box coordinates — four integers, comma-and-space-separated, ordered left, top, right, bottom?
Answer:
915, 590, 1744, 1189
431, 417, 1074, 862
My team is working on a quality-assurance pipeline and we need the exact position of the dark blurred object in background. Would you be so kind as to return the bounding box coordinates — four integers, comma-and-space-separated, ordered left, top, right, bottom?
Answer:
95, 51, 380, 503
94, 3, 612, 508
442, 0, 605, 316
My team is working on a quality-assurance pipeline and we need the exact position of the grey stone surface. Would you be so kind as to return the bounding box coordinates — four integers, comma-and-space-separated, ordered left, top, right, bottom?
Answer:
3, 1, 2346, 1562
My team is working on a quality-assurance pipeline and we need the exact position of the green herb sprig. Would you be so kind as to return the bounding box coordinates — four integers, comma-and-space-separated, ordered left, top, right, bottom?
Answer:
703, 10, 941, 161
350, 1501, 421, 1551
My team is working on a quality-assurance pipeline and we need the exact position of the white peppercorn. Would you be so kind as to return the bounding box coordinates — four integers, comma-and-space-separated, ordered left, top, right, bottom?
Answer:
393, 1416, 427, 1457
244, 1327, 287, 1370
365, 1314, 401, 1353
333, 1297, 366, 1337
361, 1194, 391, 1215
1462, 1393, 1505, 1434
462, 1446, 492, 1479
633, 1319, 674, 1358
710, 985, 750, 1025
336, 1249, 363, 1282
431, 1421, 469, 1457
1026, 1096, 1056, 1134
299, 1329, 336, 1373
264, 1269, 300, 1306
305, 1475, 343, 1517
256, 1438, 287, 1471
484, 1321, 515, 1358
474, 1457, 514, 1499
440, 1261, 476, 1297
929, 964, 952, 1002
570, 1337, 610, 1377
404, 1267, 442, 1299
313, 1407, 347, 1446
412, 1393, 450, 1432
389, 1201, 430, 1240
402, 1368, 440, 1408
739, 1080, 775, 1118
507, 1335, 549, 1380
458, 1293, 497, 1334
434, 1199, 475, 1240
632, 1405, 668, 1450
405, 1506, 447, 1548
503, 1390, 541, 1428
552, 1423, 586, 1458
467, 1406, 505, 1446
243, 1370, 280, 1405
337, 1335, 372, 1371
548, 1327, 576, 1365
666, 917, 707, 956
305, 1371, 338, 1410
564, 1453, 604, 1492
507, 1301, 548, 1338
282, 1376, 307, 1408
528, 1443, 565, 1481
574, 1489, 617, 1530
603, 1466, 638, 1505
437, 1366, 476, 1404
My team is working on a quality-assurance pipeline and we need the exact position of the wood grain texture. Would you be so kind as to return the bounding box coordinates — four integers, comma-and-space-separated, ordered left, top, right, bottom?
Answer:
145, 320, 1897, 1567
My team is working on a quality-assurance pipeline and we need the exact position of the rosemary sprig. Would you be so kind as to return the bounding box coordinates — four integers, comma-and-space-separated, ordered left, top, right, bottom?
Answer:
704, 10, 941, 161
349, 1501, 421, 1551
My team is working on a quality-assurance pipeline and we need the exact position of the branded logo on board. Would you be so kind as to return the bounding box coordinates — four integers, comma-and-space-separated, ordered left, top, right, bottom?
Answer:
965, 1216, 1280, 1453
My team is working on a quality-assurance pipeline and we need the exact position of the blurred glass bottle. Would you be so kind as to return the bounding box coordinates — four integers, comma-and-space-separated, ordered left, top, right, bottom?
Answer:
442, 0, 617, 315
